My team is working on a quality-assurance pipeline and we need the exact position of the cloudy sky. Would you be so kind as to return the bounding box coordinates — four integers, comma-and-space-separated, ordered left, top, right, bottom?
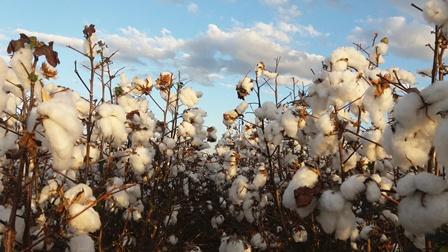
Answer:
0, 0, 434, 134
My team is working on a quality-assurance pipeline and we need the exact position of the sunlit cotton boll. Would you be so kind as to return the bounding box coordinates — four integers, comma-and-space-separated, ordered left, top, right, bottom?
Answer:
179, 87, 202, 108
129, 146, 154, 175
68, 203, 101, 234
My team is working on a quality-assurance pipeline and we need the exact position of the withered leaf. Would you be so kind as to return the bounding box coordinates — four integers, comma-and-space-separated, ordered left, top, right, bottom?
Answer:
83, 24, 96, 39
34, 42, 60, 67
126, 110, 140, 121
293, 181, 321, 208
7, 33, 31, 54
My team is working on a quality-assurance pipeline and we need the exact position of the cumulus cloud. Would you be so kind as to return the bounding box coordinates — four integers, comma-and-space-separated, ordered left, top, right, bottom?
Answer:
15, 22, 324, 86
348, 16, 433, 61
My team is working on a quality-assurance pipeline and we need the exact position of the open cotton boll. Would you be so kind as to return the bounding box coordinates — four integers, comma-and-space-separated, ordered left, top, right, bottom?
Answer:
398, 192, 448, 235
330, 47, 369, 70
281, 111, 300, 138
68, 234, 95, 252
219, 236, 251, 252
340, 175, 366, 201
396, 173, 416, 196
316, 113, 333, 135
236, 77, 254, 100
366, 181, 381, 203
250, 233, 267, 250
359, 129, 387, 161
68, 203, 101, 234
71, 145, 100, 170
363, 87, 394, 129
178, 121, 196, 137
10, 47, 33, 90
282, 167, 319, 217
316, 208, 338, 234
251, 166, 267, 190
382, 210, 399, 226
310, 134, 338, 157
129, 146, 153, 175
360, 225, 375, 240
65, 184, 95, 204
38, 179, 59, 205
180, 87, 201, 108
335, 203, 356, 240
319, 190, 345, 212
83, 34, 97, 57
229, 175, 249, 205
255, 102, 278, 120
381, 125, 433, 170
42, 119, 77, 170
414, 172, 447, 195
235, 102, 248, 115
107, 177, 129, 208
423, 0, 448, 25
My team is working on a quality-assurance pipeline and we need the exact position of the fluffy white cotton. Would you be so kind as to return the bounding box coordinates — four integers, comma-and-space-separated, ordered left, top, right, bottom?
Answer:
235, 102, 249, 115
65, 184, 95, 204
180, 87, 202, 108
398, 192, 448, 235
229, 175, 249, 205
319, 190, 345, 212
414, 172, 447, 195
96, 103, 128, 146
250, 233, 267, 251
68, 234, 95, 252
366, 181, 381, 203
340, 175, 366, 200
129, 146, 154, 175
68, 203, 101, 234
219, 236, 251, 252
292, 227, 308, 243
396, 173, 416, 196
255, 102, 278, 120
236, 77, 254, 100
38, 99, 82, 171
10, 47, 33, 90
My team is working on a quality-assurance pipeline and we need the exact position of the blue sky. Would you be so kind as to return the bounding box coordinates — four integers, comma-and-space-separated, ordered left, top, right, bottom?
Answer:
0, 0, 434, 134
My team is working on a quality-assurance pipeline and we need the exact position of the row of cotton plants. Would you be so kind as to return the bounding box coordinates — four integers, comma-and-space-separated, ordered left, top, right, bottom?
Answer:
209, 1, 448, 251
0, 25, 220, 252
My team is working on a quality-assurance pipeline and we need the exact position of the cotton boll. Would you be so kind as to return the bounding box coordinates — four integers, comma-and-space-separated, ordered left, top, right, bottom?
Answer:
398, 192, 448, 235
211, 215, 225, 229
129, 147, 153, 175
340, 175, 366, 201
423, 0, 448, 25
282, 167, 319, 217
255, 102, 278, 120
317, 208, 338, 234
10, 47, 33, 90
236, 77, 254, 99
382, 210, 399, 226
68, 203, 101, 234
178, 121, 196, 137
0, 129, 18, 156
335, 203, 356, 240
180, 87, 201, 108
235, 102, 248, 115
168, 235, 178, 245
359, 225, 374, 240
65, 184, 94, 204
250, 233, 267, 250
396, 173, 416, 196
319, 190, 345, 212
229, 175, 249, 205
251, 165, 267, 190
414, 172, 447, 195
68, 234, 95, 252
242, 198, 255, 223
366, 181, 381, 203
292, 226, 308, 243
316, 113, 333, 135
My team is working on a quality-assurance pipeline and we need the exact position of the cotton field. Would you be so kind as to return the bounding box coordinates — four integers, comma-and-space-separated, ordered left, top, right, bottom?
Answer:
0, 0, 448, 251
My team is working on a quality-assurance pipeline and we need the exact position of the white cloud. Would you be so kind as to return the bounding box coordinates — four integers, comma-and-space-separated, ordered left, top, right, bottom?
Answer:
260, 0, 301, 21
187, 2, 199, 14
348, 16, 433, 61
14, 23, 323, 86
